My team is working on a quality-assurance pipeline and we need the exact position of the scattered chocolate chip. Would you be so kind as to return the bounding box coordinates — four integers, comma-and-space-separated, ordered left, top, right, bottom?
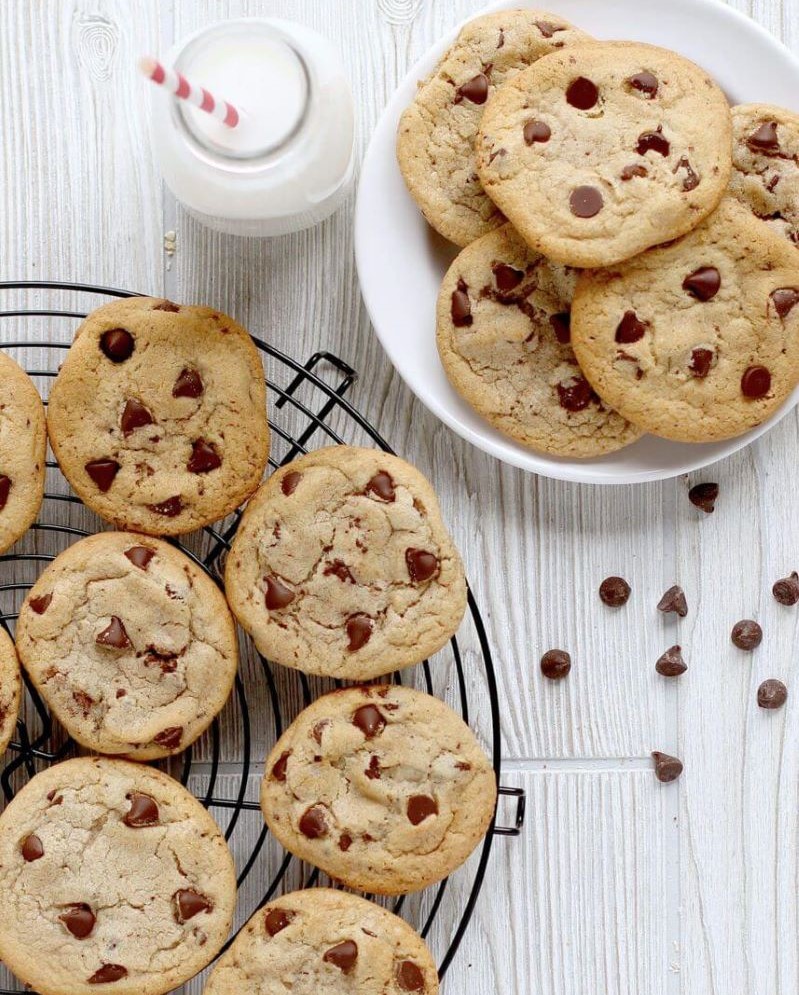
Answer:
346, 614, 373, 652
652, 751, 683, 782
689, 347, 714, 378
405, 548, 440, 583
655, 645, 687, 677
172, 367, 204, 398
741, 365, 771, 399
523, 119, 551, 144
540, 649, 571, 680
451, 278, 473, 327
492, 262, 525, 291
120, 398, 154, 435
272, 750, 291, 782
569, 186, 603, 218
365, 755, 382, 780
173, 889, 212, 924
535, 20, 564, 37
100, 329, 134, 362
154, 726, 183, 749
615, 310, 648, 343
657, 585, 687, 617
771, 287, 799, 319
636, 129, 670, 156
152, 299, 180, 312
265, 908, 295, 936
731, 619, 762, 650
281, 471, 302, 496
628, 71, 658, 97
352, 704, 386, 738
397, 960, 426, 992
264, 576, 295, 610
124, 546, 154, 570
688, 482, 718, 513
549, 312, 571, 344
621, 163, 648, 181
73, 690, 94, 716
0, 474, 10, 511
556, 376, 594, 412
773, 571, 799, 605
148, 495, 183, 517
60, 903, 95, 939
366, 471, 396, 502
299, 805, 328, 839
123, 792, 159, 828
311, 720, 330, 745
324, 559, 355, 583
766, 173, 781, 192
21, 833, 44, 861
407, 794, 438, 825
758, 679, 788, 709
187, 439, 222, 474
339, 833, 353, 851
29, 592, 52, 614
599, 576, 631, 607
324, 940, 358, 973
88, 965, 127, 985
566, 76, 598, 110
85, 458, 120, 492
96, 616, 132, 650
682, 266, 720, 301
747, 120, 780, 153
674, 156, 700, 191
455, 73, 488, 105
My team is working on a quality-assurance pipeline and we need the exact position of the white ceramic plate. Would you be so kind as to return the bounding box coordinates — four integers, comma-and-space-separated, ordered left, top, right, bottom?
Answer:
355, 0, 799, 484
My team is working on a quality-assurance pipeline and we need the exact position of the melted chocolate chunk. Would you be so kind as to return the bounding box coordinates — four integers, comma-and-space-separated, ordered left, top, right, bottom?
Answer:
324, 559, 355, 583
88, 965, 127, 985
264, 575, 295, 610
346, 614, 373, 652
628, 71, 658, 97
120, 399, 154, 435
174, 889, 212, 923
620, 164, 648, 181
281, 471, 302, 496
523, 119, 551, 144
272, 750, 291, 781
773, 571, 799, 606
682, 266, 720, 301
451, 278, 473, 327
60, 903, 96, 939
100, 329, 134, 363
540, 649, 571, 680
655, 645, 687, 677
407, 794, 438, 825
265, 908, 295, 936
549, 312, 571, 344
339, 833, 353, 851
96, 616, 132, 650
731, 619, 762, 650
397, 960, 426, 992
455, 73, 489, 105
85, 459, 120, 492
148, 496, 183, 517
652, 752, 683, 783
324, 940, 358, 973
365, 755, 382, 780
352, 704, 386, 738
154, 726, 183, 749
689, 348, 714, 378
152, 299, 180, 312
674, 157, 700, 191
657, 585, 687, 617
636, 128, 670, 156
492, 262, 525, 291
124, 546, 154, 570
615, 310, 648, 344
566, 76, 598, 110
299, 805, 328, 839
123, 792, 159, 828
405, 548, 440, 583
29, 592, 52, 614
366, 471, 396, 502
771, 287, 799, 319
758, 679, 788, 709
187, 439, 222, 474
747, 120, 780, 154
535, 20, 565, 37
599, 576, 631, 607
741, 365, 771, 399
688, 482, 718, 513
21, 833, 44, 861
0, 474, 10, 510
172, 367, 204, 398
569, 186, 603, 218
556, 377, 594, 412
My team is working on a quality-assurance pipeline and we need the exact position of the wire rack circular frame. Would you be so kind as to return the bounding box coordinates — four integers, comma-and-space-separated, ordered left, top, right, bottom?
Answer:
0, 281, 525, 994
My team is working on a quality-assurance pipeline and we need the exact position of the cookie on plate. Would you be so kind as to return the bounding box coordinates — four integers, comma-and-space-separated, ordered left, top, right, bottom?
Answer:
0, 757, 236, 995
261, 685, 496, 894
15, 532, 238, 760
225, 447, 467, 681
436, 222, 642, 457
204, 888, 439, 995
0, 627, 21, 758
396, 9, 591, 247
0, 351, 46, 554
730, 103, 799, 247
476, 41, 732, 267
47, 297, 269, 536
571, 197, 799, 442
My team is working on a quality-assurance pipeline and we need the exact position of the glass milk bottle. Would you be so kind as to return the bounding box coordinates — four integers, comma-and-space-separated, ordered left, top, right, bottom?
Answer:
148, 19, 355, 236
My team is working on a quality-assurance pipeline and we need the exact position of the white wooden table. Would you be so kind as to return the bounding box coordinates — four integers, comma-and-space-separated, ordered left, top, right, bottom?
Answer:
2, 1, 799, 993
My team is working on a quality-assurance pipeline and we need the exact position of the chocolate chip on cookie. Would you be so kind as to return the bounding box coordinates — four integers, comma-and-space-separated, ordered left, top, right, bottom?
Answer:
566, 76, 598, 110
100, 328, 135, 362
682, 266, 721, 301
524, 119, 551, 144
569, 186, 603, 218
741, 365, 771, 398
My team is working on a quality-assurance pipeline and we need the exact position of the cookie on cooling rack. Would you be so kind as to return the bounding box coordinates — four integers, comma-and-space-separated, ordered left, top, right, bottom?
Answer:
437, 222, 642, 457
0, 627, 21, 758
0, 757, 236, 995
46, 296, 269, 536
261, 685, 496, 894
396, 9, 591, 247
225, 447, 467, 681
204, 887, 439, 995
15, 532, 238, 760
0, 350, 46, 554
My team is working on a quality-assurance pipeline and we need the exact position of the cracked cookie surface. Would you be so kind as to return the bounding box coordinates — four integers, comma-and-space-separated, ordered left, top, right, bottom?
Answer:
205, 887, 439, 994
571, 197, 799, 442
437, 223, 641, 457
225, 447, 467, 681
0, 757, 236, 995
0, 628, 21, 758
261, 685, 496, 894
47, 297, 269, 536
476, 41, 732, 267
0, 351, 46, 554
396, 9, 590, 247
730, 103, 799, 247
15, 532, 238, 759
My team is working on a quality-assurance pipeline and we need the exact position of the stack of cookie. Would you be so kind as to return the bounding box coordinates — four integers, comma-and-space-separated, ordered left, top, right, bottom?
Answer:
0, 301, 492, 994
398, 10, 799, 457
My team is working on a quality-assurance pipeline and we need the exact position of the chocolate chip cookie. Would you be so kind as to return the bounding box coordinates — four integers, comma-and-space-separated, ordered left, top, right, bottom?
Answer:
204, 888, 439, 995
730, 103, 799, 247
0, 757, 236, 995
47, 297, 269, 536
15, 532, 238, 760
0, 351, 46, 554
0, 627, 21, 758
225, 447, 467, 681
571, 197, 799, 442
476, 41, 732, 267
436, 223, 641, 457
396, 9, 590, 247
261, 685, 496, 894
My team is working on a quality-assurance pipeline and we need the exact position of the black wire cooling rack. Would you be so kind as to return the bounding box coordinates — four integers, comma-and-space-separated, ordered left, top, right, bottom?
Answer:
0, 281, 525, 994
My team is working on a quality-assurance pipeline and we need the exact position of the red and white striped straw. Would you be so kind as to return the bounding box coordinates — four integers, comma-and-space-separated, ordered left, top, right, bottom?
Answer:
139, 56, 240, 128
